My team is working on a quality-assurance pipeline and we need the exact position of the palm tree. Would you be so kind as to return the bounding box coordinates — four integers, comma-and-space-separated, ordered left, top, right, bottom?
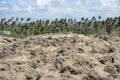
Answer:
27, 18, 31, 22
106, 18, 113, 34
16, 17, 19, 21
81, 17, 84, 22
92, 16, 96, 22
11, 17, 14, 20
98, 16, 101, 20
21, 18, 24, 22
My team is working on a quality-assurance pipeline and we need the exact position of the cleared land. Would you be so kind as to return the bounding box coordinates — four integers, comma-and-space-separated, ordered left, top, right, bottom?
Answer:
0, 33, 120, 80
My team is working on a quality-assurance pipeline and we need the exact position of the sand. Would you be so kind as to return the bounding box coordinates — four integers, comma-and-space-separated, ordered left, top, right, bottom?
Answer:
0, 33, 120, 80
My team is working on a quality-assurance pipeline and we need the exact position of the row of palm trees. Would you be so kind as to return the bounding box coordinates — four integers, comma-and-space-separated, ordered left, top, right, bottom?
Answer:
0, 16, 120, 37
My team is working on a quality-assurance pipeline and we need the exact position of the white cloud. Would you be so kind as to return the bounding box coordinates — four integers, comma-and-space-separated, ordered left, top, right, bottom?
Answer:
1, 1, 6, 4
25, 6, 36, 12
11, 5, 35, 12
100, 0, 119, 7
36, 0, 52, 6
35, 0, 52, 9
74, 0, 120, 18
0, 7, 8, 10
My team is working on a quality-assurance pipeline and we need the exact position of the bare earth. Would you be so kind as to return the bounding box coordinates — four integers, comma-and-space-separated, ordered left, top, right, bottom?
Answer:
0, 33, 120, 80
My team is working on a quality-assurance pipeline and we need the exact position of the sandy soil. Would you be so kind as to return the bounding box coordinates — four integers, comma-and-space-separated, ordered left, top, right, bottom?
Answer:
0, 33, 120, 80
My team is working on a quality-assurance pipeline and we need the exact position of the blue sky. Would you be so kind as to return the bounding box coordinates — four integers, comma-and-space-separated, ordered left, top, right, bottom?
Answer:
0, 0, 120, 20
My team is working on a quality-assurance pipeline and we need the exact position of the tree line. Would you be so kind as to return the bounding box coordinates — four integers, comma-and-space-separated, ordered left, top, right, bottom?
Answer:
0, 16, 120, 37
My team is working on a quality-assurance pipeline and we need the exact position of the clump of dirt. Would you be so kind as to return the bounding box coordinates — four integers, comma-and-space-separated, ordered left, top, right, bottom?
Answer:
0, 33, 120, 80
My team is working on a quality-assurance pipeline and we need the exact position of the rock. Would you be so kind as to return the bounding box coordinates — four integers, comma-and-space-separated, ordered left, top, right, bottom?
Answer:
115, 64, 120, 73
108, 47, 116, 53
99, 55, 115, 64
104, 65, 117, 74
60, 66, 82, 75
0, 63, 10, 71
83, 70, 103, 80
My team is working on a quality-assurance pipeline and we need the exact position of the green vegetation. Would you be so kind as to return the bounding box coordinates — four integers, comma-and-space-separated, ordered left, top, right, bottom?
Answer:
0, 16, 120, 37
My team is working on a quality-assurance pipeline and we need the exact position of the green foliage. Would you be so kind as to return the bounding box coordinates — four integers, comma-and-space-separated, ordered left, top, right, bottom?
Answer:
0, 16, 120, 38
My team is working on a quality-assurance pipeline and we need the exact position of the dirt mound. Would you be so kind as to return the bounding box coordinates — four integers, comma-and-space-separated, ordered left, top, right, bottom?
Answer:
0, 33, 120, 80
